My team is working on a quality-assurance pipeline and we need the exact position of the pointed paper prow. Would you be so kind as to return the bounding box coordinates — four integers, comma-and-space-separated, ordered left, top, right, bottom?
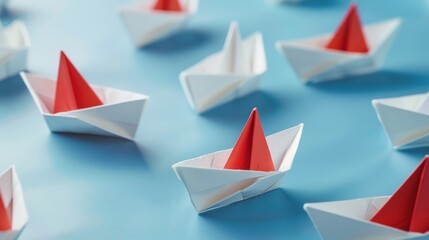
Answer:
416, 92, 429, 115
224, 108, 275, 171
53, 51, 103, 114
152, 0, 183, 12
218, 22, 248, 74
370, 156, 429, 233
326, 3, 369, 53
0, 194, 11, 231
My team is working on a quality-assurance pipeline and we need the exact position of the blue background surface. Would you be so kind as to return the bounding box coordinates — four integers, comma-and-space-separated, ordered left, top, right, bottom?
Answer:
1, 0, 429, 239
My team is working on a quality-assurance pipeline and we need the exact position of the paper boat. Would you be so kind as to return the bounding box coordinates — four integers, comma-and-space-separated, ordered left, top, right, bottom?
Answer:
276, 18, 401, 83
20, 72, 149, 140
305, 197, 429, 240
0, 166, 29, 240
306, 155, 429, 240
172, 123, 303, 213
119, 0, 198, 47
0, 20, 30, 81
372, 92, 429, 149
180, 22, 266, 113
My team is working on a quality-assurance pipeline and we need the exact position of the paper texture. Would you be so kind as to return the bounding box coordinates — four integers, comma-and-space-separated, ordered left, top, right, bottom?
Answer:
372, 92, 429, 149
416, 92, 429, 114
305, 197, 429, 240
224, 108, 275, 171
325, 3, 369, 53
0, 20, 30, 81
0, 166, 29, 240
53, 51, 103, 113
173, 123, 303, 213
153, 0, 183, 11
21, 72, 149, 140
180, 22, 267, 113
119, 0, 198, 47
276, 18, 401, 83
370, 156, 429, 233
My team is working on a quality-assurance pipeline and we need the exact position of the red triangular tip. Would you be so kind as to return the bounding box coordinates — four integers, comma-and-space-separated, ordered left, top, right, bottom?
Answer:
224, 108, 275, 172
53, 51, 103, 114
152, 0, 183, 11
0, 194, 11, 231
370, 156, 429, 233
325, 3, 369, 53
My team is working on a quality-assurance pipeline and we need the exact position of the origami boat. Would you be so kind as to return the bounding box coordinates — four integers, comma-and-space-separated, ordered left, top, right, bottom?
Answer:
0, 20, 30, 81
180, 22, 266, 113
0, 166, 29, 240
305, 156, 429, 240
173, 109, 303, 213
20, 72, 149, 139
372, 92, 429, 149
305, 197, 428, 240
276, 4, 401, 83
119, 0, 198, 47
20, 52, 148, 140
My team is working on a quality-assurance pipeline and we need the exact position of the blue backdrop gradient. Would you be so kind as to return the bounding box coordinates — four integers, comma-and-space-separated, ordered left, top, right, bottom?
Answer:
0, 0, 428, 239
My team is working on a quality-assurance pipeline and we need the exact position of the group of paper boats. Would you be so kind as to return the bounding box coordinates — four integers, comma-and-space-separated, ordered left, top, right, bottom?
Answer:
119, 1, 402, 112
172, 107, 429, 239
0, 1, 412, 147
1, 1, 429, 239
3, 107, 429, 239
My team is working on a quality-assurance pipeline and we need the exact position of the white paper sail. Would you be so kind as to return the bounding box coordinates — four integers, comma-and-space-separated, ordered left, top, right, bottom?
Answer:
276, 18, 401, 83
20, 73, 149, 140
173, 123, 303, 213
119, 0, 198, 47
0, 21, 30, 81
372, 92, 429, 149
180, 22, 267, 113
0, 166, 29, 240
305, 197, 429, 240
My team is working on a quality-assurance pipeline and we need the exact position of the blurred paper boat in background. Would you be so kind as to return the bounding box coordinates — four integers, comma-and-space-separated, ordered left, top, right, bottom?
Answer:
0, 20, 30, 81
173, 109, 302, 213
180, 22, 266, 113
276, 4, 401, 83
119, 0, 198, 47
372, 92, 429, 149
0, 166, 28, 240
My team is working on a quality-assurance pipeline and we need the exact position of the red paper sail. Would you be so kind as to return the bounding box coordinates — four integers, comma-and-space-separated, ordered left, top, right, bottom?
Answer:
0, 194, 11, 231
224, 108, 275, 172
152, 0, 183, 11
325, 3, 369, 53
370, 156, 429, 233
53, 51, 103, 114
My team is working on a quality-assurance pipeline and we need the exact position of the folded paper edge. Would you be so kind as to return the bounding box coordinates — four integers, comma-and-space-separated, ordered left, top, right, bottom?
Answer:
372, 99, 429, 149
20, 72, 149, 116
172, 123, 304, 172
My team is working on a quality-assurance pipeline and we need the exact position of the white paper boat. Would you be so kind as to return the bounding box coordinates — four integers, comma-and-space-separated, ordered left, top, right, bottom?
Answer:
172, 123, 303, 213
0, 21, 30, 81
0, 166, 29, 240
305, 196, 429, 240
179, 22, 266, 113
372, 92, 429, 149
276, 18, 401, 83
20, 72, 149, 140
119, 0, 198, 47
